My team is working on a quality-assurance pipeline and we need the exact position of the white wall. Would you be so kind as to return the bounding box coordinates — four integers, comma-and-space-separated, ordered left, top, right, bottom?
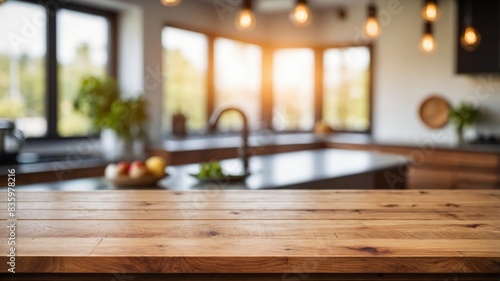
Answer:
316, 0, 500, 143
99, 0, 500, 145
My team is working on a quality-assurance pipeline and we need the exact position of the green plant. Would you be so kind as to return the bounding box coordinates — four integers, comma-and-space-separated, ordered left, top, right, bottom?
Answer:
197, 161, 226, 178
448, 102, 479, 143
73, 76, 147, 139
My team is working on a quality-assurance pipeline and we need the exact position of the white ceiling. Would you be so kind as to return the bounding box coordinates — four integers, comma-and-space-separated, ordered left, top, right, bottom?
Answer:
257, 0, 363, 12
201, 0, 367, 13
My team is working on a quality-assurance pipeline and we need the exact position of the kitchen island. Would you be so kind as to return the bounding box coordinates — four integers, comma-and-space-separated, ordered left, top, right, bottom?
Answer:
8, 149, 408, 190
0, 189, 499, 280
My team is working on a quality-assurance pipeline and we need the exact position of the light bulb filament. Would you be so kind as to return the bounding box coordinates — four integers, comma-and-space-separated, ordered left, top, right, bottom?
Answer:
421, 34, 435, 53
423, 3, 438, 21
240, 11, 252, 28
460, 26, 481, 51
160, 0, 181, 6
235, 8, 256, 31
464, 27, 477, 45
365, 17, 380, 38
294, 4, 310, 23
290, 2, 312, 27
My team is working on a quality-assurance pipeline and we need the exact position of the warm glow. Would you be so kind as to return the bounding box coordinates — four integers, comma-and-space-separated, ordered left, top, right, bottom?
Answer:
160, 0, 181, 7
464, 28, 477, 44
363, 17, 381, 39
461, 26, 481, 51
214, 38, 262, 131
290, 3, 312, 27
235, 8, 256, 31
421, 2, 438, 21
420, 34, 435, 54
273, 49, 315, 131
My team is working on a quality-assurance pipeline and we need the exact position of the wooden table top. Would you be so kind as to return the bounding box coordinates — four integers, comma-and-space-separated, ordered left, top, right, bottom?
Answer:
1, 189, 499, 274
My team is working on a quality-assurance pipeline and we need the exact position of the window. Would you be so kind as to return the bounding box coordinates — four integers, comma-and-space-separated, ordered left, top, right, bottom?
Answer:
161, 26, 372, 136
323, 46, 371, 131
273, 48, 315, 131
214, 38, 261, 131
57, 9, 111, 137
0, 1, 46, 137
162, 27, 208, 133
0, 0, 116, 138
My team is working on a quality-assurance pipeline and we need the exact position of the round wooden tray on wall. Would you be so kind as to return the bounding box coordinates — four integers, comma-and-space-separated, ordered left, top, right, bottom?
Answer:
419, 95, 451, 129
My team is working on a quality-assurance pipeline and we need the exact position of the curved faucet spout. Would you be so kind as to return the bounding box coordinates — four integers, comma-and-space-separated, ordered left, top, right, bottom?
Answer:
208, 107, 250, 174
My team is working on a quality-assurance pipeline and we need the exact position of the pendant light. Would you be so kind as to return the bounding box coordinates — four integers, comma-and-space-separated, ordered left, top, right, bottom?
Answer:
363, 2, 381, 39
460, 0, 480, 51
290, 0, 313, 27
421, 0, 439, 22
160, 0, 181, 7
235, 0, 256, 31
419, 21, 436, 54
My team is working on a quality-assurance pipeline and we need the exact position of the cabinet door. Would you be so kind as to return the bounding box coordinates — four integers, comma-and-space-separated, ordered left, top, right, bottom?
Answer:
456, 0, 500, 73
407, 167, 454, 189
455, 170, 499, 189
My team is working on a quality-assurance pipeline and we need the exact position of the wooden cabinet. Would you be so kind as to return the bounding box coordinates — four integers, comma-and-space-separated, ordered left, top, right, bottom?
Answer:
328, 142, 500, 189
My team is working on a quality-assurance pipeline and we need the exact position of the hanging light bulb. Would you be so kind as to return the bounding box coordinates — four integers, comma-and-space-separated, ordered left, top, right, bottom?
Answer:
290, 0, 313, 27
460, 0, 480, 51
460, 26, 481, 51
160, 0, 181, 6
363, 3, 381, 39
419, 21, 437, 54
421, 0, 439, 22
235, 0, 256, 31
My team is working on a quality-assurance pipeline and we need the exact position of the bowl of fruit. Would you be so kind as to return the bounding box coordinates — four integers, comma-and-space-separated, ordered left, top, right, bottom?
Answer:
189, 161, 250, 183
104, 156, 168, 187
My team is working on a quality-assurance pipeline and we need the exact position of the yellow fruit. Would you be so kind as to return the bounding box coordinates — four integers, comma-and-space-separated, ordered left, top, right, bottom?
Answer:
146, 156, 166, 177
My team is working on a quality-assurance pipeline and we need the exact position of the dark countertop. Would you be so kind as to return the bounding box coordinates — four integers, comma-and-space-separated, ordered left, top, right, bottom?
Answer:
0, 157, 107, 177
326, 134, 500, 154
163, 133, 500, 154
9, 149, 407, 190
3, 133, 499, 180
164, 133, 324, 152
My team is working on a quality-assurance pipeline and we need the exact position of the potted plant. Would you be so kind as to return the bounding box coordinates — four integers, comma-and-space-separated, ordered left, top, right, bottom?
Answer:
74, 76, 148, 160
448, 102, 479, 144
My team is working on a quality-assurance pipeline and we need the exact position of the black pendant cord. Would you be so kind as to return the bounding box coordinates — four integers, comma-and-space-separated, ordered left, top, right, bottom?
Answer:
464, 0, 472, 27
424, 21, 433, 36
243, 0, 252, 10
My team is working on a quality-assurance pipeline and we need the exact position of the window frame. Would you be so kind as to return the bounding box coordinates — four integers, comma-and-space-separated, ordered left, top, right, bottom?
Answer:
12, 0, 118, 140
163, 23, 269, 136
270, 46, 317, 132
269, 43, 373, 134
162, 24, 373, 136
319, 43, 374, 134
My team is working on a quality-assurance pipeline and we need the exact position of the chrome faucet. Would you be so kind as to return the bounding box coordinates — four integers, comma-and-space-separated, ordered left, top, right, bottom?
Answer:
208, 107, 250, 174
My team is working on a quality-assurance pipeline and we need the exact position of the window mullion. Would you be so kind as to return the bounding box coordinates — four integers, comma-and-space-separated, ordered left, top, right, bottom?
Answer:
261, 45, 273, 130
207, 35, 215, 123
314, 48, 323, 124
46, 5, 58, 138
107, 13, 118, 78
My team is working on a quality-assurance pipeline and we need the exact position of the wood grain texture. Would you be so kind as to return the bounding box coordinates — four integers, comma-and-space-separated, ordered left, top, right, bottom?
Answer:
2, 189, 500, 202
0, 190, 499, 275
1, 273, 499, 281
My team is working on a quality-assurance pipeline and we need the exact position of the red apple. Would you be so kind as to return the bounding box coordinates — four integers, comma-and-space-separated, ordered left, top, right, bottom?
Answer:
129, 161, 148, 178
117, 162, 131, 175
